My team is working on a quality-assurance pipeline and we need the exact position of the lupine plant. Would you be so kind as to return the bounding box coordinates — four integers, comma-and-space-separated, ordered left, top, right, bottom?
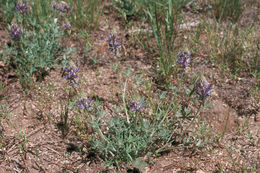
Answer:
76, 98, 92, 110
51, 1, 73, 13
2, 22, 63, 89
63, 65, 80, 87
128, 101, 145, 112
107, 34, 122, 55
196, 79, 213, 101
181, 77, 213, 141
60, 64, 178, 167
60, 63, 82, 136
87, 66, 211, 167
177, 51, 192, 68
9, 23, 22, 40
62, 21, 72, 29
15, 1, 28, 14
90, 98, 176, 167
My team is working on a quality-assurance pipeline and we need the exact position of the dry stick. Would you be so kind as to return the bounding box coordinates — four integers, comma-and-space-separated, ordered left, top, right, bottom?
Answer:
7, 126, 45, 153
181, 101, 203, 140
153, 107, 178, 155
26, 150, 46, 172
12, 167, 22, 173
0, 165, 14, 172
10, 158, 25, 169
42, 157, 61, 168
220, 109, 230, 140
33, 160, 46, 173
45, 146, 63, 156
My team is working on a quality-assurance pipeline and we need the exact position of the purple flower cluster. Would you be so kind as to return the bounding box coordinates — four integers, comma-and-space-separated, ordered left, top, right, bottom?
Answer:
129, 101, 145, 112
107, 34, 121, 55
62, 22, 72, 29
15, 2, 28, 14
177, 51, 191, 67
51, 1, 73, 13
10, 24, 22, 41
196, 79, 213, 100
77, 98, 92, 110
64, 65, 79, 86
64, 65, 79, 79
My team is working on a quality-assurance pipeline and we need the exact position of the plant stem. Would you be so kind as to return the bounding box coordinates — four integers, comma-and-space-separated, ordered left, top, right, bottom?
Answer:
182, 101, 204, 140
122, 79, 130, 123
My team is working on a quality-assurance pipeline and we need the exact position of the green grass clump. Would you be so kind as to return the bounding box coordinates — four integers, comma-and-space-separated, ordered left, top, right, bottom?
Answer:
144, 0, 189, 87
204, 21, 258, 77
68, 0, 102, 31
212, 0, 243, 22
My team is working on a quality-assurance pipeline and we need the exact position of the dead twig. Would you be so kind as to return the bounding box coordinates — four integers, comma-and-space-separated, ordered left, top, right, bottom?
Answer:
45, 146, 63, 156
33, 159, 46, 173
7, 126, 44, 153
11, 158, 25, 170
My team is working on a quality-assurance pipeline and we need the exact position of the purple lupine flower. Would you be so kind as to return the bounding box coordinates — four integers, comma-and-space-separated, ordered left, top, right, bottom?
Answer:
10, 24, 22, 41
77, 98, 92, 110
59, 3, 73, 13
177, 51, 191, 67
106, 34, 121, 55
62, 22, 72, 29
15, 2, 28, 14
129, 101, 145, 112
51, 1, 73, 13
196, 79, 213, 100
63, 65, 79, 86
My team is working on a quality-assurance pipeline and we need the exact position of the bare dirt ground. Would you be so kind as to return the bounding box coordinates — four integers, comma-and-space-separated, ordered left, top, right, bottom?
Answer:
0, 2, 259, 173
